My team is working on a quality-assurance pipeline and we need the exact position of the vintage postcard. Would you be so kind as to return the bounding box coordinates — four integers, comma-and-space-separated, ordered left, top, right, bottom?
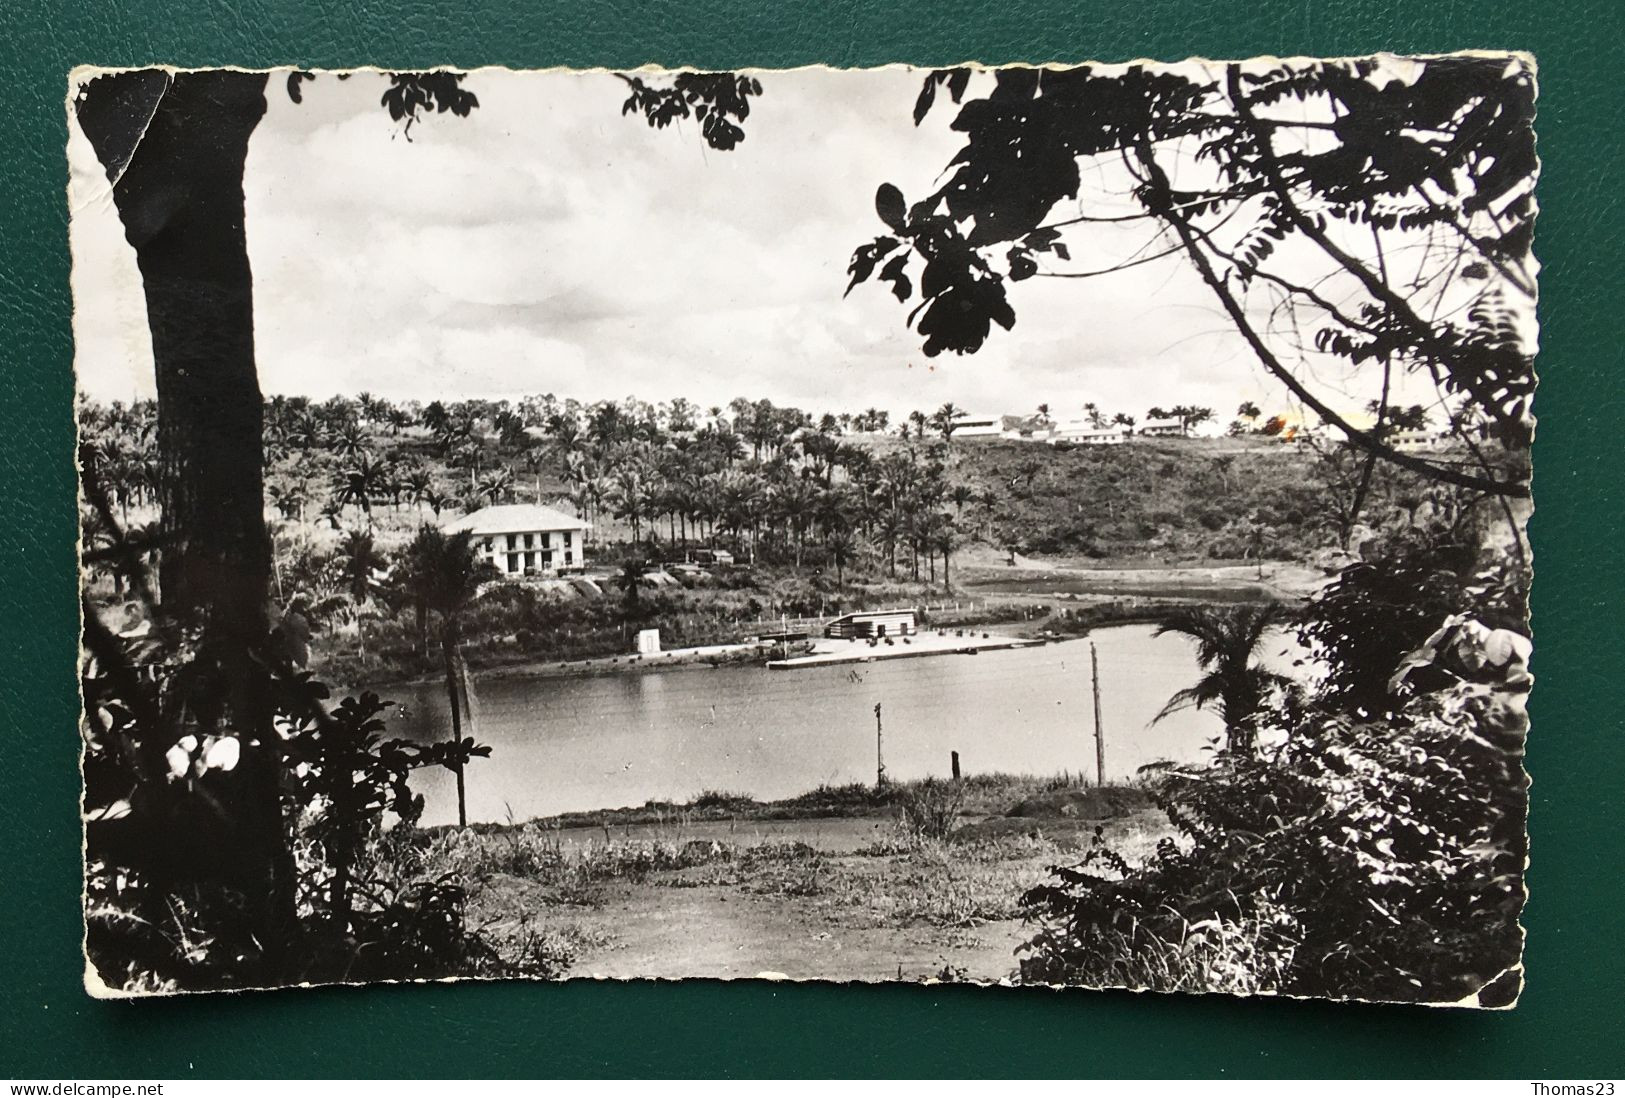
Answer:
71, 56, 1534, 1003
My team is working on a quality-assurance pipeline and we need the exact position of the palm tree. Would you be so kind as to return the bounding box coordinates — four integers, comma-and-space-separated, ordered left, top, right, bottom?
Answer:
395, 528, 497, 827
268, 479, 308, 523
333, 454, 386, 527
616, 556, 650, 616
449, 439, 484, 493
402, 468, 433, 513
286, 411, 326, 454
476, 467, 515, 506
773, 479, 817, 568
337, 530, 382, 662
934, 518, 958, 591
931, 402, 966, 444
421, 400, 451, 436
874, 509, 903, 578
610, 467, 654, 542
825, 525, 860, 588
1152, 605, 1287, 754
720, 473, 766, 562
522, 445, 550, 501
421, 488, 450, 520
318, 496, 344, 531
329, 421, 367, 460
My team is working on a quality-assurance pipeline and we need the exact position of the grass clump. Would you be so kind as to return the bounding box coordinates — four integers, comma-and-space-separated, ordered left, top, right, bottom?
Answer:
422, 827, 738, 904
897, 778, 968, 840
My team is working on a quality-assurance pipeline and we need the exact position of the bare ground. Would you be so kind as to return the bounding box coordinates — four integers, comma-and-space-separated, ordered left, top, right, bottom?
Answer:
955, 551, 1326, 602
439, 798, 1171, 984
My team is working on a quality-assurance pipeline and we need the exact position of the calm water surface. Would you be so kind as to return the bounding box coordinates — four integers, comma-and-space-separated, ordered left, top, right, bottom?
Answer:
385, 624, 1306, 826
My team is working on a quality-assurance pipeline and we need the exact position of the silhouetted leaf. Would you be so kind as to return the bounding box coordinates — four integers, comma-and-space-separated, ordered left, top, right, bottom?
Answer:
875, 183, 908, 232
286, 71, 314, 104
913, 76, 937, 126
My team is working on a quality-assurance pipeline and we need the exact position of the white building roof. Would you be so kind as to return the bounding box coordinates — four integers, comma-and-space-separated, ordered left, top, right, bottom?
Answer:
446, 503, 590, 536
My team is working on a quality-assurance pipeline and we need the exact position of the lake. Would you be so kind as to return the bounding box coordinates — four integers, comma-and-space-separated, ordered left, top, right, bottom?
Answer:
383, 623, 1307, 827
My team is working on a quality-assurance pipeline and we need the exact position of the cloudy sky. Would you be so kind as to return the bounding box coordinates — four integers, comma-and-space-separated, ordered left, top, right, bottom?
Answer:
70, 65, 1416, 425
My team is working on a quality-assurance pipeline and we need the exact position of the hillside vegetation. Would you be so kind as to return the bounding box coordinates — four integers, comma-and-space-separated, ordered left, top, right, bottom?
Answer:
942, 436, 1333, 563
81, 393, 1456, 686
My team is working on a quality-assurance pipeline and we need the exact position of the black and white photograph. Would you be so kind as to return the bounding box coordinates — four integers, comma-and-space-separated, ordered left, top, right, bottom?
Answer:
71, 55, 1534, 1003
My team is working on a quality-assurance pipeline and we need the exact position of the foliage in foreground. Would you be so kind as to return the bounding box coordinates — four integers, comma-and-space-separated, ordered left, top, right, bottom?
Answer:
81, 617, 506, 991
1019, 523, 1529, 1004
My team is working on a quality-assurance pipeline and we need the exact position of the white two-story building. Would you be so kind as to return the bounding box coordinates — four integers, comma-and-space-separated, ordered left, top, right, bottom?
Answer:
446, 503, 590, 577
1137, 417, 1187, 438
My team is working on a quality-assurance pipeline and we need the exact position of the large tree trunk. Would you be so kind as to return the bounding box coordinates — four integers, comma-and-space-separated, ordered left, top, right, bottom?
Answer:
77, 70, 293, 972
80, 72, 271, 619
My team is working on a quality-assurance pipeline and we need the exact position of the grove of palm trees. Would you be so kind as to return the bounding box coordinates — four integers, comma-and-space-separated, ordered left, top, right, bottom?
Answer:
82, 389, 1397, 687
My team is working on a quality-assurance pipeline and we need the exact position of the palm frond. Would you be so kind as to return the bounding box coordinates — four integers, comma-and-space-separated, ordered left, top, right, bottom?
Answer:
1152, 673, 1226, 724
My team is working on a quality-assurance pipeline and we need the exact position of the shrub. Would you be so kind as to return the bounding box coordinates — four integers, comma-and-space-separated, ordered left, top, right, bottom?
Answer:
898, 778, 968, 841
1019, 548, 1529, 1004
691, 789, 755, 811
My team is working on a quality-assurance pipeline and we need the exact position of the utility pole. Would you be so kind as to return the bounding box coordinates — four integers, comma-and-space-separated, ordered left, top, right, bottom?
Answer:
874, 702, 887, 788
1090, 642, 1106, 787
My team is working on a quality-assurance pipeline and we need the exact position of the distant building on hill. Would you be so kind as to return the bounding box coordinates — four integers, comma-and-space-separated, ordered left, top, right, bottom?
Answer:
1138, 417, 1186, 438
999, 414, 1053, 441
445, 503, 590, 577
1389, 427, 1451, 453
1049, 421, 1128, 446
953, 414, 1005, 438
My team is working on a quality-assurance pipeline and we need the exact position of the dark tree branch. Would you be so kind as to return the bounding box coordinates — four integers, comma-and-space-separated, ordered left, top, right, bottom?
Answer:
1225, 67, 1529, 446
1034, 239, 1185, 278
1135, 140, 1528, 499
1182, 219, 1384, 339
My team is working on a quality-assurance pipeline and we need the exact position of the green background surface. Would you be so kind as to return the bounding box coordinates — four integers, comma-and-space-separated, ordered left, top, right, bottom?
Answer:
2, 0, 1621, 1079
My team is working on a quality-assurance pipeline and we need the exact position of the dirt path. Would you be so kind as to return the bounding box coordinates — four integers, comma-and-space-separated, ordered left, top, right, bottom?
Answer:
568, 882, 1027, 982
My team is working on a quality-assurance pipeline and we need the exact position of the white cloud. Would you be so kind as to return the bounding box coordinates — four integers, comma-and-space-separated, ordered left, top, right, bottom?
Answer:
70, 65, 1422, 424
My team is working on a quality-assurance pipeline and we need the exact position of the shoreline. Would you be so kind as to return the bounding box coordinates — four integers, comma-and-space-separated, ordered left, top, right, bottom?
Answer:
427, 773, 1156, 837
334, 558, 1318, 692
766, 633, 1046, 668
354, 621, 1126, 692
355, 638, 782, 691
